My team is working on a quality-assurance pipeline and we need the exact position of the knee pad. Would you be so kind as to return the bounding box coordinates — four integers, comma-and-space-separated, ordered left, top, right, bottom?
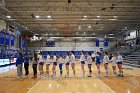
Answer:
89, 70, 92, 73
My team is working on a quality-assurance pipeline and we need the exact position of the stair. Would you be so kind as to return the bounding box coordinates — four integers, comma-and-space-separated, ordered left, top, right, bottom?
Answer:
124, 49, 140, 64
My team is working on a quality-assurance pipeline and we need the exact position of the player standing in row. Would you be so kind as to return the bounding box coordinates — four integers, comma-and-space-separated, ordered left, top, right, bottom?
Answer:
110, 53, 117, 76
87, 52, 92, 77
46, 52, 51, 77
38, 52, 44, 78
58, 54, 64, 78
70, 51, 76, 78
65, 52, 70, 78
51, 53, 57, 78
103, 52, 110, 77
117, 52, 124, 77
95, 52, 101, 78
80, 50, 86, 77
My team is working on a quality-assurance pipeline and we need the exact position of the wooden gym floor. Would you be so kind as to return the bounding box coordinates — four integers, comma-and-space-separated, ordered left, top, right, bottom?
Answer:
0, 62, 140, 93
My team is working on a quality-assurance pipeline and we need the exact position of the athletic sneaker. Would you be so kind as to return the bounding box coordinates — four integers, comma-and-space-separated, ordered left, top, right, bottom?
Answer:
59, 74, 62, 78
81, 75, 85, 78
117, 74, 121, 77
104, 74, 109, 77
65, 75, 69, 78
73, 75, 76, 78
120, 75, 124, 77
96, 75, 100, 78
87, 75, 92, 77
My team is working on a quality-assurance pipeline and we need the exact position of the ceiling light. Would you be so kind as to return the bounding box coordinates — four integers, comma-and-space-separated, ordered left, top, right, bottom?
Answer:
88, 25, 91, 28
47, 15, 51, 18
84, 16, 87, 18
113, 16, 117, 18
96, 16, 100, 18
101, 27, 103, 29
35, 15, 40, 18
6, 16, 11, 18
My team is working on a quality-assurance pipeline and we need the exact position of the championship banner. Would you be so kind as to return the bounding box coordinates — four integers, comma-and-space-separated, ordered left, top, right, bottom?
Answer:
104, 40, 108, 47
5, 33, 10, 46
96, 39, 100, 47
11, 35, 14, 46
0, 32, 5, 45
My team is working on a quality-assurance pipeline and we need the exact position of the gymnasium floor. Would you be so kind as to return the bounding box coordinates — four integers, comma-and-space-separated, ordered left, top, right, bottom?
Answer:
0, 62, 140, 93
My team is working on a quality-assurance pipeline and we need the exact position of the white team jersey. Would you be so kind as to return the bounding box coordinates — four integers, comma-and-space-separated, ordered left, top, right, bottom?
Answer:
58, 57, 63, 64
65, 56, 70, 63
46, 55, 50, 64
91, 53, 96, 58
110, 57, 117, 66
53, 55, 57, 62
80, 54, 85, 61
87, 55, 92, 64
117, 55, 123, 62
103, 55, 109, 63
70, 54, 76, 63
38, 55, 43, 63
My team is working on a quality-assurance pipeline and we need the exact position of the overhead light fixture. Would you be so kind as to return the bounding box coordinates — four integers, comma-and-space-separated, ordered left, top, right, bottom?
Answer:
35, 15, 40, 18
101, 27, 103, 29
113, 16, 117, 18
96, 16, 100, 18
47, 15, 51, 18
84, 16, 87, 18
6, 16, 11, 18
88, 25, 91, 28
109, 34, 114, 35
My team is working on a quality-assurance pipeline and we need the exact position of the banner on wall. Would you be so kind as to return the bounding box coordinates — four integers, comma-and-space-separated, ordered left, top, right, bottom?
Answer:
5, 33, 10, 46
104, 40, 108, 47
96, 39, 100, 47
20, 38, 26, 48
11, 35, 14, 46
0, 32, 5, 45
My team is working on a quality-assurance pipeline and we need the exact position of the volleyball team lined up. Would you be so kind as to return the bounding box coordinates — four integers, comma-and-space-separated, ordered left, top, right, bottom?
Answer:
31, 51, 124, 78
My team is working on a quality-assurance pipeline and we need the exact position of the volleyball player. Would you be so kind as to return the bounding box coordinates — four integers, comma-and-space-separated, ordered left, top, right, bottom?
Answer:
87, 52, 92, 77
95, 52, 101, 78
91, 52, 96, 62
117, 52, 124, 77
51, 53, 57, 78
32, 53, 38, 78
24, 53, 30, 78
46, 52, 51, 77
70, 51, 76, 78
58, 54, 64, 78
103, 52, 110, 77
38, 52, 44, 78
110, 53, 117, 76
80, 50, 86, 77
65, 52, 70, 78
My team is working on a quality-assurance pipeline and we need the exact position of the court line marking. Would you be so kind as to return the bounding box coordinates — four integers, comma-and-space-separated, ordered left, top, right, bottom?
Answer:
96, 78, 116, 93
27, 79, 41, 93
27, 77, 116, 93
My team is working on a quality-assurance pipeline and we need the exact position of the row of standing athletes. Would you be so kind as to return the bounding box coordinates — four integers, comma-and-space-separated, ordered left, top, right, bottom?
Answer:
34, 50, 124, 78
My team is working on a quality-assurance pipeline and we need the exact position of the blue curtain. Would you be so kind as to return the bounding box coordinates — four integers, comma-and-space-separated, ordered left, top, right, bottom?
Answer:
104, 40, 108, 47
5, 33, 10, 46
0, 32, 5, 45
96, 39, 100, 47
11, 35, 14, 46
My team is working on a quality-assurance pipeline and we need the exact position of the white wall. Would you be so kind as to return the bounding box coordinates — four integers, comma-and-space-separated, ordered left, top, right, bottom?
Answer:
0, 21, 6, 30
26, 40, 113, 51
